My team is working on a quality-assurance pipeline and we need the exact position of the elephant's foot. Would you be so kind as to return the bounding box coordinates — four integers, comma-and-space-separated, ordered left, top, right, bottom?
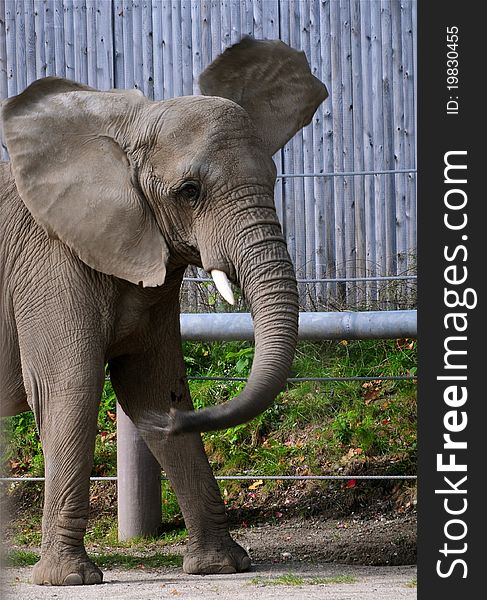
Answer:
183, 536, 251, 574
32, 548, 103, 586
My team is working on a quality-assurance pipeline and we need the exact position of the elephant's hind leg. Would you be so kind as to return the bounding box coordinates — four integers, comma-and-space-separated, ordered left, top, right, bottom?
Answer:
110, 350, 251, 575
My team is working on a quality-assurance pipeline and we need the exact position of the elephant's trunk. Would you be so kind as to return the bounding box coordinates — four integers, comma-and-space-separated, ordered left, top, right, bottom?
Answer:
169, 226, 299, 434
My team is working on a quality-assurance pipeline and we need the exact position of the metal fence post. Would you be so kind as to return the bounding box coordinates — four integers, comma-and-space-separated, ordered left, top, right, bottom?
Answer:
116, 403, 161, 540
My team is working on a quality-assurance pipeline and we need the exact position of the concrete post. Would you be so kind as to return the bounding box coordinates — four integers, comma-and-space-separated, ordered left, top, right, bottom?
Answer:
116, 404, 162, 540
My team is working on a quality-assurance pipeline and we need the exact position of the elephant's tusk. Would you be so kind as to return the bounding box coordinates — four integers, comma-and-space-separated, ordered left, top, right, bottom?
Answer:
211, 269, 235, 305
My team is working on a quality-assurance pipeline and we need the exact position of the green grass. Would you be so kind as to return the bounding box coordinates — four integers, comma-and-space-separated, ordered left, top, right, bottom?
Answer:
249, 573, 357, 586
5, 549, 182, 569
85, 515, 188, 548
92, 552, 182, 569
406, 578, 417, 588
6, 549, 39, 567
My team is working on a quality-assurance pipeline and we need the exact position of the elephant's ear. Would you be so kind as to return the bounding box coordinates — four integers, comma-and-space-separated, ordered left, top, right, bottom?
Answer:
199, 37, 328, 156
1, 77, 169, 287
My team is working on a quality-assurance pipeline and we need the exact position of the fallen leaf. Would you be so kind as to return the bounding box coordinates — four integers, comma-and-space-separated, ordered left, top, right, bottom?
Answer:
249, 479, 264, 490
346, 479, 357, 489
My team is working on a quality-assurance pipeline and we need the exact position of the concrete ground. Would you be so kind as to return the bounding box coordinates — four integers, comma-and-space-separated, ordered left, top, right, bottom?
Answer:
2, 562, 417, 599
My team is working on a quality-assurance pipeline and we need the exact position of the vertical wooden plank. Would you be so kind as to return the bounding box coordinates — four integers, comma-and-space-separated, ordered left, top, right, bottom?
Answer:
318, 0, 336, 306
5, 0, 18, 96
370, 0, 385, 299
141, 1, 153, 98
411, 0, 417, 175
152, 0, 164, 98
190, 0, 202, 93
350, 0, 366, 305
220, 0, 232, 50
34, 0, 45, 82
86, 0, 98, 86
64, 0, 76, 82
229, 0, 240, 44
359, 1, 377, 306
132, 0, 144, 92
402, 0, 417, 273
240, 0, 253, 37
97, 0, 114, 89
181, 1, 192, 95
279, 1, 296, 276
391, 0, 407, 286
171, 0, 183, 97
53, 0, 66, 77
121, 0, 134, 88
262, 0, 278, 40
0, 1, 8, 104
22, 0, 36, 86
161, 1, 173, 97
44, 0, 56, 76
380, 0, 397, 291
73, 0, 88, 84
339, 0, 355, 307
286, 1, 303, 292
290, 0, 306, 301
0, 0, 7, 159
14, 0, 27, 92
113, 0, 124, 87
330, 0, 345, 304
200, 1, 211, 71
300, 1, 316, 308
187, 0, 202, 308
210, 0, 221, 58
252, 0, 263, 39
263, 0, 283, 229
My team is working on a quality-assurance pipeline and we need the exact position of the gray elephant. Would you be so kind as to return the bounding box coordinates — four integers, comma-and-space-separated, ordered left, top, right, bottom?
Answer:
0, 38, 327, 585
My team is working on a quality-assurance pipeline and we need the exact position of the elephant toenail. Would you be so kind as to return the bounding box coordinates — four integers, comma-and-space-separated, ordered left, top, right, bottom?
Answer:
87, 572, 103, 584
63, 573, 83, 585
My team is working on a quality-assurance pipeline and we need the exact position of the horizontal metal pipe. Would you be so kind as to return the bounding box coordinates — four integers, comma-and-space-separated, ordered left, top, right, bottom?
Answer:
183, 275, 417, 283
186, 375, 416, 382
0, 474, 417, 482
180, 310, 417, 342
276, 168, 416, 178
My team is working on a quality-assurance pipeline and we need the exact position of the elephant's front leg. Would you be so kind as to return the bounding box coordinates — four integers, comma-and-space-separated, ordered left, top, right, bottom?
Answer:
21, 360, 105, 585
110, 351, 251, 575
157, 429, 251, 574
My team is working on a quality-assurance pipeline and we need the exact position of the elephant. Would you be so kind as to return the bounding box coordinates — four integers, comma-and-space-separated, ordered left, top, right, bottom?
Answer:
0, 37, 328, 585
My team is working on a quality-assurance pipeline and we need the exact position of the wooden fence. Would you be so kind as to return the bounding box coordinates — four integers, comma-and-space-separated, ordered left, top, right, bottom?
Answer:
0, 0, 417, 310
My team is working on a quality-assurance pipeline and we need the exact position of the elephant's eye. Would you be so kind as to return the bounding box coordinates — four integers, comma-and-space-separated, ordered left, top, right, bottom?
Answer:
179, 181, 201, 207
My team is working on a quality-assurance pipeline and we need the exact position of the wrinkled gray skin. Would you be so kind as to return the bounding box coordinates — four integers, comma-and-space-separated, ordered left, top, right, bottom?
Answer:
0, 38, 327, 585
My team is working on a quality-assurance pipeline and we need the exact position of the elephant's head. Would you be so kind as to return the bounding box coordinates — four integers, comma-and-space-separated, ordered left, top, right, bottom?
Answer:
1, 38, 328, 434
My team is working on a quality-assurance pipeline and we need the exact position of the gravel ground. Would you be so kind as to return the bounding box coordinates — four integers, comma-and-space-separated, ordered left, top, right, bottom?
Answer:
1, 515, 417, 599
2, 562, 417, 600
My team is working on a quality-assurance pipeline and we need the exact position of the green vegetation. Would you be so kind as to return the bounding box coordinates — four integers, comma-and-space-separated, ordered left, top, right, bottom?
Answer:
2, 339, 416, 538
6, 549, 39, 567
249, 573, 357, 586
92, 552, 182, 569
